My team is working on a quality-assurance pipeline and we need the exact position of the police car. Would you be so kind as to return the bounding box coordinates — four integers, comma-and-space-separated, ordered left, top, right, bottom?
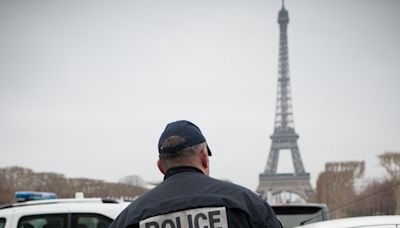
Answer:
0, 192, 130, 228
294, 215, 400, 228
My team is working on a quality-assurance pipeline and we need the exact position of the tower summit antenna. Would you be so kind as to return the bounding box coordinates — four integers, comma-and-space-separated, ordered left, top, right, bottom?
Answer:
282, 0, 285, 9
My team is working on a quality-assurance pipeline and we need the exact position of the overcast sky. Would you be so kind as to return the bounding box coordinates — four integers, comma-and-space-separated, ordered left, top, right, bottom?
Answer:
1, 0, 399, 191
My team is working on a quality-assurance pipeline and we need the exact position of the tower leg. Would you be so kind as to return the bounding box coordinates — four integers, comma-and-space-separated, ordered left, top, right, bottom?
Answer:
290, 144, 306, 174
265, 144, 279, 174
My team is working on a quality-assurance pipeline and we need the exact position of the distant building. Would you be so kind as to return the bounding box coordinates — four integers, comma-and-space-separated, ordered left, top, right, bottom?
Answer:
119, 175, 147, 188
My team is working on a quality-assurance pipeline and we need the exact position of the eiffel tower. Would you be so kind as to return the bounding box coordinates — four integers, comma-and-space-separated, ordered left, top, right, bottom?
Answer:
256, 0, 314, 203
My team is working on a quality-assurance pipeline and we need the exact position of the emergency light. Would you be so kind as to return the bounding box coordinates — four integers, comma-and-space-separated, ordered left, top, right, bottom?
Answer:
15, 191, 57, 202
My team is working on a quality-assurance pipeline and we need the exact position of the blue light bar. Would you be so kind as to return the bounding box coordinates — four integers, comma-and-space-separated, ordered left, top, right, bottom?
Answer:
15, 191, 57, 202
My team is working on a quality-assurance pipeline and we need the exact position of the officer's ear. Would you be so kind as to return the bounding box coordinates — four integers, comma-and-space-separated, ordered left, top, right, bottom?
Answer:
157, 159, 166, 174
200, 148, 209, 171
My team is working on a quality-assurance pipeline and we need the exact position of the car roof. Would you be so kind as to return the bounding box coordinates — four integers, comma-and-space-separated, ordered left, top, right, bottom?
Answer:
295, 215, 400, 228
272, 203, 327, 208
0, 198, 130, 219
0, 198, 127, 211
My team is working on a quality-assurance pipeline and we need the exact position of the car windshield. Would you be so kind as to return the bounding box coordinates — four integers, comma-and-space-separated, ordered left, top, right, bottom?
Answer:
273, 206, 324, 228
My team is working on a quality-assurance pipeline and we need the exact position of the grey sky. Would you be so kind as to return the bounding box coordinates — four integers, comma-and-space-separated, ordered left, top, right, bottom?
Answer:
1, 0, 399, 191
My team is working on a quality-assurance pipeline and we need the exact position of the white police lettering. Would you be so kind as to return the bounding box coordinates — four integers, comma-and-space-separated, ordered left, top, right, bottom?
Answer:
139, 207, 228, 228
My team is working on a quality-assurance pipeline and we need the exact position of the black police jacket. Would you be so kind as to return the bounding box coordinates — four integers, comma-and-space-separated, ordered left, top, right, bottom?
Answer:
109, 166, 282, 228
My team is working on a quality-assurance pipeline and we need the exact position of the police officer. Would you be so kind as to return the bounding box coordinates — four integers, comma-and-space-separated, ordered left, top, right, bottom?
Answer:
110, 120, 282, 228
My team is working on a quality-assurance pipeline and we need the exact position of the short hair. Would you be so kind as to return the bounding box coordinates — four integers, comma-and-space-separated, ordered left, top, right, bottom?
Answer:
159, 136, 206, 168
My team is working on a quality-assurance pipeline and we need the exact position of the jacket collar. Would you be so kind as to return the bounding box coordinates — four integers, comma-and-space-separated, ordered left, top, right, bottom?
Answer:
164, 166, 204, 180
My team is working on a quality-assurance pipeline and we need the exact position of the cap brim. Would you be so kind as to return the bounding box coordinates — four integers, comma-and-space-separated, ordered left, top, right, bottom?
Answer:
207, 145, 212, 156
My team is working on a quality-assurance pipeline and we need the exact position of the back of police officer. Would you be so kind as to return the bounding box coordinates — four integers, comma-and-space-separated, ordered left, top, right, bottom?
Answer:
109, 120, 282, 228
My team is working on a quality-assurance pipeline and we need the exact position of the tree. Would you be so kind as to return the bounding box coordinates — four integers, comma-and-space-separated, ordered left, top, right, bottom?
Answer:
378, 151, 400, 213
379, 151, 400, 179
0, 166, 148, 204
315, 161, 365, 218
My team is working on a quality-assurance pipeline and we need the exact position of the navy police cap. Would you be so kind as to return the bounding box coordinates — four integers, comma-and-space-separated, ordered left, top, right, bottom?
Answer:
158, 120, 212, 156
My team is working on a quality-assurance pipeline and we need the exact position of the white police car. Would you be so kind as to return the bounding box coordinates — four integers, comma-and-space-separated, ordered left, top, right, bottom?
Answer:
0, 192, 130, 228
294, 215, 400, 228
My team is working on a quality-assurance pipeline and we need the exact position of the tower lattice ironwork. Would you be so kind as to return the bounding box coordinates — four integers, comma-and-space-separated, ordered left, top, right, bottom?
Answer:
256, 1, 314, 203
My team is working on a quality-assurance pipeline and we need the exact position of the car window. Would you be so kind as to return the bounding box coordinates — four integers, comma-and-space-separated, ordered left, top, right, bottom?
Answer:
0, 218, 6, 228
71, 214, 113, 228
18, 214, 68, 228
